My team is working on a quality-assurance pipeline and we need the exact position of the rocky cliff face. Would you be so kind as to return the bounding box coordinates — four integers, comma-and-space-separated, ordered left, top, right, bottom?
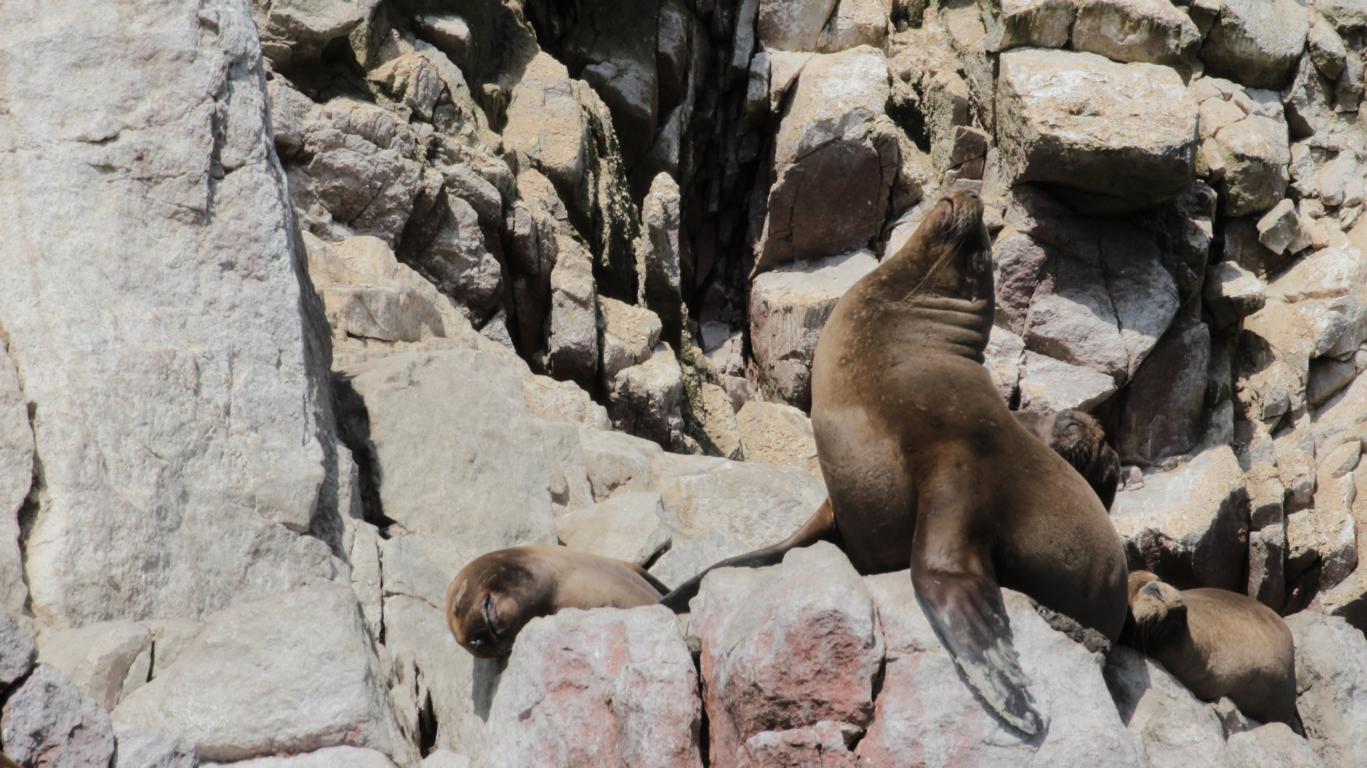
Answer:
3, 0, 1367, 766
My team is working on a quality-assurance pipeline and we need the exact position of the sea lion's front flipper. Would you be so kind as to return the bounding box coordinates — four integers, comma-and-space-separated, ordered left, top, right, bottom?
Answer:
911, 487, 1045, 737
659, 500, 838, 612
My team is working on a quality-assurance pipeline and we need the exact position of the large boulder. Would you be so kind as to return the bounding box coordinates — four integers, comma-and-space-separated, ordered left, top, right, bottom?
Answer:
749, 251, 878, 409
113, 583, 412, 764
1200, 0, 1310, 89
753, 48, 899, 273
1286, 610, 1367, 766
996, 49, 1198, 211
1111, 445, 1251, 590
688, 543, 883, 767
857, 574, 1142, 766
0, 0, 340, 626
482, 606, 702, 768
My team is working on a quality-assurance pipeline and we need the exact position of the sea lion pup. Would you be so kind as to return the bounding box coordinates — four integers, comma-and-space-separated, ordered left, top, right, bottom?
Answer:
662, 189, 1129, 735
1014, 408, 1121, 510
1125, 571, 1303, 731
446, 545, 668, 658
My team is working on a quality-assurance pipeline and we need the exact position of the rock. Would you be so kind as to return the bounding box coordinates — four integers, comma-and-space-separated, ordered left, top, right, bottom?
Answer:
647, 456, 827, 594
1200, 0, 1309, 88
1, 664, 115, 768
981, 0, 1076, 52
1286, 610, 1367, 766
414, 15, 470, 67
421, 751, 470, 768
547, 235, 600, 390
113, 583, 411, 764
0, 612, 36, 690
0, 341, 31, 615
1307, 351, 1367, 407
736, 721, 857, 767
1072, 0, 1201, 66
1224, 723, 1325, 768
735, 401, 820, 475
556, 492, 672, 566
503, 53, 592, 212
397, 190, 504, 320
203, 747, 395, 767
0, 0, 339, 625
337, 347, 557, 575
636, 173, 687, 345
691, 381, 745, 460
1111, 445, 1250, 590
483, 606, 702, 768
1308, 13, 1349, 80
996, 49, 1198, 211
606, 343, 686, 449
985, 324, 1027, 403
1317, 152, 1360, 207
1204, 261, 1268, 328
1118, 317, 1211, 465
112, 726, 199, 768
1018, 352, 1118, 414
689, 543, 882, 765
257, 0, 379, 67
37, 621, 153, 712
1268, 245, 1367, 359
749, 251, 878, 409
1104, 647, 1228, 767
1287, 507, 1358, 587
753, 48, 899, 273
304, 233, 471, 342
521, 374, 612, 431
576, 427, 663, 501
1192, 76, 1291, 217
757, 0, 838, 51
599, 298, 663, 380
1249, 523, 1289, 610
857, 574, 1141, 766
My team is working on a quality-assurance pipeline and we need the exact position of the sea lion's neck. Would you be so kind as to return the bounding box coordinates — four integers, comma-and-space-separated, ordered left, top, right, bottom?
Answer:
864, 250, 994, 361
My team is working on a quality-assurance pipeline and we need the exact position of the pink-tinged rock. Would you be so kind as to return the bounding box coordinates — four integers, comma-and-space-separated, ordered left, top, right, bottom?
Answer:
1, 664, 115, 768
856, 573, 1142, 767
736, 721, 857, 767
482, 605, 702, 768
687, 543, 882, 767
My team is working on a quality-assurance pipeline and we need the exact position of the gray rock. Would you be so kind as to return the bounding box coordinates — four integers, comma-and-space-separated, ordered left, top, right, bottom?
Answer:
1224, 723, 1324, 768
1104, 647, 1227, 768
503, 53, 592, 214
1118, 317, 1211, 466
257, 0, 379, 67
577, 427, 663, 501
2, 664, 115, 768
0, 341, 30, 615
688, 543, 882, 765
1204, 261, 1268, 328
857, 574, 1142, 766
1308, 13, 1349, 80
1201, 0, 1309, 88
1, 0, 339, 626
1192, 77, 1291, 217
1287, 507, 1358, 588
636, 173, 687, 345
606, 343, 685, 449
599, 298, 663, 381
483, 606, 702, 768
985, 324, 1027, 403
1286, 610, 1367, 766
547, 235, 600, 390
1073, 0, 1201, 66
556, 492, 672, 566
981, 0, 1077, 52
37, 621, 153, 713
735, 401, 820, 475
205, 747, 395, 767
0, 612, 36, 690
754, 48, 899, 273
113, 584, 412, 764
757, 0, 837, 51
1259, 200, 1311, 255
996, 49, 1198, 211
749, 251, 878, 409
113, 726, 199, 768
1111, 445, 1251, 590
1018, 352, 1118, 414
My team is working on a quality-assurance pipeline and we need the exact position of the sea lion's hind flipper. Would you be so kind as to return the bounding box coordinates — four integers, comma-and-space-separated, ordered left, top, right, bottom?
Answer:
659, 499, 838, 612
912, 566, 1046, 737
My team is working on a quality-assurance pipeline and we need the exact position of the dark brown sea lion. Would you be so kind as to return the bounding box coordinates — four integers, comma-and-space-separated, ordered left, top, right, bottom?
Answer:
1125, 571, 1303, 731
446, 545, 668, 658
662, 189, 1129, 736
1014, 408, 1121, 510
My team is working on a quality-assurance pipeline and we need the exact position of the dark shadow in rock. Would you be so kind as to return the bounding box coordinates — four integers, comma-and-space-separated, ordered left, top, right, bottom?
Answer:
471, 656, 505, 722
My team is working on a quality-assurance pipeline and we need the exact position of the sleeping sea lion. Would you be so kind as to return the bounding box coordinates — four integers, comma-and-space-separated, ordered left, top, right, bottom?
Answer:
446, 545, 668, 658
1014, 408, 1121, 510
1125, 570, 1303, 731
662, 189, 1129, 736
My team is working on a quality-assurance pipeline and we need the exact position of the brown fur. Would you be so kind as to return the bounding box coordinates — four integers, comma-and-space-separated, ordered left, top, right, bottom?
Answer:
446, 545, 664, 658
1125, 571, 1302, 729
1014, 409, 1121, 510
664, 190, 1130, 736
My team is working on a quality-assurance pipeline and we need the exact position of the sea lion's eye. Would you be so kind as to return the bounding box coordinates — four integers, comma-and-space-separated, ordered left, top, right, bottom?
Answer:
482, 595, 502, 639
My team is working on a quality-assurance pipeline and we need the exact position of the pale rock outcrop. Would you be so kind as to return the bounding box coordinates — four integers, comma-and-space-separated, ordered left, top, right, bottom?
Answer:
1018, 352, 1119, 414
113, 583, 412, 764
1111, 445, 1251, 590
636, 173, 687, 345
735, 401, 821, 475
256, 0, 380, 67
753, 48, 899, 273
1, 664, 116, 768
599, 298, 664, 380
606, 343, 686, 449
1072, 0, 1201, 66
757, 0, 888, 52
503, 53, 594, 214
482, 606, 702, 768
981, 0, 1077, 52
1286, 610, 1367, 766
858, 574, 1142, 766
996, 49, 1198, 211
0, 0, 340, 626
688, 543, 883, 767
749, 250, 878, 409
1259, 200, 1312, 256
1200, 0, 1310, 89
1191, 76, 1291, 217
547, 235, 601, 390
0, 342, 31, 615
986, 324, 1028, 403
556, 491, 673, 565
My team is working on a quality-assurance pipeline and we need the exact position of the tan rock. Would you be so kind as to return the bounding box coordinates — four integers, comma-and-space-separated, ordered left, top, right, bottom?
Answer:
736, 401, 820, 474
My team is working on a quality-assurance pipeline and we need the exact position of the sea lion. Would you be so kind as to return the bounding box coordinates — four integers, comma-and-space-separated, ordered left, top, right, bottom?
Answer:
662, 189, 1129, 735
1014, 408, 1121, 510
1125, 571, 1303, 731
446, 545, 668, 658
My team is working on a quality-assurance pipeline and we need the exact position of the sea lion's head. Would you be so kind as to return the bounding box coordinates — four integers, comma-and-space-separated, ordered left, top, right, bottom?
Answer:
446, 548, 552, 658
1048, 410, 1121, 510
1126, 570, 1187, 648
896, 187, 993, 301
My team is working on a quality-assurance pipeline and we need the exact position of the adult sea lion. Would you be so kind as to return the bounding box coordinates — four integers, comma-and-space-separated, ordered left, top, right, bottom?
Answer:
446, 545, 667, 658
662, 189, 1129, 735
1015, 408, 1121, 510
1125, 570, 1303, 731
